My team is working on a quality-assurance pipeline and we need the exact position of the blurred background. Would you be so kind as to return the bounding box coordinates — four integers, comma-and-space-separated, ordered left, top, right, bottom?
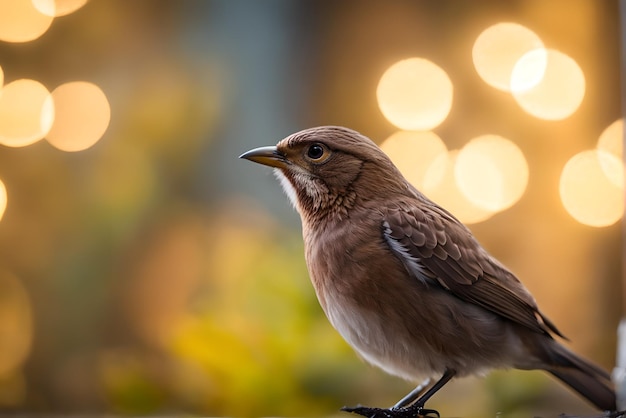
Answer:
0, 0, 621, 416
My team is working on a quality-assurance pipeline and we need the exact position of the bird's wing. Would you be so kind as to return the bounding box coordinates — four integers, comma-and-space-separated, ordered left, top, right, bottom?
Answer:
382, 202, 564, 338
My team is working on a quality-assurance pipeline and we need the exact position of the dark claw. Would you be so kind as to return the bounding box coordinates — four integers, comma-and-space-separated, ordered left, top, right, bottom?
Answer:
413, 408, 440, 417
341, 405, 440, 418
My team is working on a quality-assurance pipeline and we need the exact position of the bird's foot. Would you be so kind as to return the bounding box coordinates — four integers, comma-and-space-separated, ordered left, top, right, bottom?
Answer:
341, 404, 440, 418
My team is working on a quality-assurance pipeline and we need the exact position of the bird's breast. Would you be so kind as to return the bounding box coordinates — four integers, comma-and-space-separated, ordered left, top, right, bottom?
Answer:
303, 217, 443, 380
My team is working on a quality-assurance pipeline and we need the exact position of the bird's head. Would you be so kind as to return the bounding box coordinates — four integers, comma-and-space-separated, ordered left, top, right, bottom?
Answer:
240, 126, 411, 222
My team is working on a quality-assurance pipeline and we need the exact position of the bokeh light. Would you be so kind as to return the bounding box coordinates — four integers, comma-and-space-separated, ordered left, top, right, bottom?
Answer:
597, 118, 623, 159
45, 81, 111, 152
512, 49, 585, 120
376, 58, 453, 131
0, 272, 33, 378
422, 151, 495, 224
472, 22, 545, 92
0, 0, 54, 43
508, 48, 548, 93
0, 79, 54, 147
380, 130, 447, 189
455, 135, 529, 212
597, 118, 623, 188
0, 65, 4, 88
0, 180, 7, 222
32, 0, 88, 17
560, 150, 623, 227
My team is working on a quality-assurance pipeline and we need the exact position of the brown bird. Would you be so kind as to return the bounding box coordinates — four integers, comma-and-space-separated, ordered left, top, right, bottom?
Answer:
240, 126, 617, 417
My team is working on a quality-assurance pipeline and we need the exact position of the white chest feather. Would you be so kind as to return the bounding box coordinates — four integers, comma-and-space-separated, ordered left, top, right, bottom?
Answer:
274, 169, 299, 210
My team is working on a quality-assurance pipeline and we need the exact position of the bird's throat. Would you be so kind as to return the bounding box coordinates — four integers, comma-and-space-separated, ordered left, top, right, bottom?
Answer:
273, 169, 299, 211
274, 167, 356, 223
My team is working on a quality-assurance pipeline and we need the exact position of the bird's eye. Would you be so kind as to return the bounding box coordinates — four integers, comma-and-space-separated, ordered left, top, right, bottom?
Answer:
306, 143, 329, 162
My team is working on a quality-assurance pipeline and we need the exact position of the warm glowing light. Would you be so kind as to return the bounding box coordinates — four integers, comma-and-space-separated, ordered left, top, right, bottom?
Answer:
0, 272, 33, 377
380, 130, 447, 189
455, 135, 528, 212
45, 81, 110, 152
423, 151, 494, 224
509, 48, 548, 93
560, 150, 623, 227
0, 180, 7, 222
32, 0, 88, 17
512, 49, 585, 120
0, 79, 54, 147
597, 119, 624, 188
376, 58, 453, 131
472, 23, 544, 92
597, 118, 623, 159
0, 66, 4, 88
0, 0, 54, 43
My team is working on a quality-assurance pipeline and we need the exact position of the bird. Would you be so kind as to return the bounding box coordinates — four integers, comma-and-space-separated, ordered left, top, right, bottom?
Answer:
239, 125, 617, 417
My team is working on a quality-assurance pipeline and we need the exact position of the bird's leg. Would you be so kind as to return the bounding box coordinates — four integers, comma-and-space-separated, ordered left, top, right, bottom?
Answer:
341, 370, 455, 418
401, 369, 455, 417
392, 378, 432, 409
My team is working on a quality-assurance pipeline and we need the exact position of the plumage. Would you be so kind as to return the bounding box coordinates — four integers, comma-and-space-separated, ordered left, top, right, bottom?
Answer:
239, 125, 617, 416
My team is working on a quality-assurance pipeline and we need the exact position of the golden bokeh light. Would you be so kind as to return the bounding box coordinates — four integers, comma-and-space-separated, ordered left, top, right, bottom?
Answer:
0, 79, 54, 147
0, 65, 4, 88
0, 272, 33, 377
376, 58, 453, 131
0, 0, 54, 43
509, 48, 548, 93
472, 22, 544, 92
380, 130, 447, 189
0, 180, 7, 222
423, 151, 495, 224
45, 81, 110, 152
32, 0, 88, 17
597, 118, 623, 159
560, 150, 623, 227
512, 49, 585, 120
597, 118, 623, 188
455, 135, 529, 212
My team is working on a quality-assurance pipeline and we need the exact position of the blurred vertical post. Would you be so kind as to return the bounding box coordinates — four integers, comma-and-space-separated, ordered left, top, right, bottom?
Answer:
616, 0, 626, 410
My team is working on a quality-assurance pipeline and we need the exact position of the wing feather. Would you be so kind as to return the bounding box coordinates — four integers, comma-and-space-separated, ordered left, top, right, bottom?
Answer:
382, 202, 565, 338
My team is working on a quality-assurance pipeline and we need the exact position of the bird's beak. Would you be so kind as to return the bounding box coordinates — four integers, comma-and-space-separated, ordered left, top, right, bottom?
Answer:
239, 146, 288, 169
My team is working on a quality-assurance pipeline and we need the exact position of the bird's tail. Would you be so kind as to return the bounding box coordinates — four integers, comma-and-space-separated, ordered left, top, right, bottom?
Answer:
545, 342, 616, 411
